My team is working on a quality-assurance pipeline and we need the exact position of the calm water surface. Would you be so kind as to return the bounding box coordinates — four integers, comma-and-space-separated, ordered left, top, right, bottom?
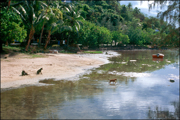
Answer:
1, 50, 179, 119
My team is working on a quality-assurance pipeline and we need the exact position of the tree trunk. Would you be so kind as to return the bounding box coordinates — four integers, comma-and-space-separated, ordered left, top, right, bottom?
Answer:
39, 21, 45, 47
6, 41, 8, 46
7, 0, 11, 11
0, 41, 3, 53
39, 3, 49, 47
44, 30, 51, 49
67, 34, 70, 49
25, 26, 35, 51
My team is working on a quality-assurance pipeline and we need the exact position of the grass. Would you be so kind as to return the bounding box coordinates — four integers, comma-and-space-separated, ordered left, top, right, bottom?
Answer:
2, 46, 21, 51
83, 51, 103, 54
59, 50, 74, 54
30, 54, 46, 58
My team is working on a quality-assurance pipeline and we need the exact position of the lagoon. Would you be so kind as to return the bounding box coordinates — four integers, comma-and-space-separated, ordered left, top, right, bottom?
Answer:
1, 50, 179, 119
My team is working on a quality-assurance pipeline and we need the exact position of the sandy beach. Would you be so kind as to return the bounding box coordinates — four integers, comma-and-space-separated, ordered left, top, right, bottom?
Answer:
1, 51, 117, 89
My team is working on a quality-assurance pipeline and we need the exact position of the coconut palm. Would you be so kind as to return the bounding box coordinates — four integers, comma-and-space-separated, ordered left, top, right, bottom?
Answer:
43, 7, 63, 49
127, 2, 132, 10
62, 3, 84, 48
38, 1, 70, 47
12, 0, 47, 51
133, 7, 140, 14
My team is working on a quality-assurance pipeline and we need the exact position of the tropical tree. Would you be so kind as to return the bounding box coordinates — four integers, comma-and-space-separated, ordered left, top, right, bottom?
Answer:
43, 7, 63, 49
97, 26, 112, 46
127, 2, 132, 10
62, 3, 84, 48
121, 5, 129, 21
12, 0, 47, 51
111, 31, 129, 46
147, 0, 179, 48
77, 20, 112, 47
133, 7, 141, 17
0, 8, 27, 51
148, 0, 179, 26
38, 0, 65, 47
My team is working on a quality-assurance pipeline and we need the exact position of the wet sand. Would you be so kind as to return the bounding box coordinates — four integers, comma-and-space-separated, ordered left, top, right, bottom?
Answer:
1, 52, 117, 89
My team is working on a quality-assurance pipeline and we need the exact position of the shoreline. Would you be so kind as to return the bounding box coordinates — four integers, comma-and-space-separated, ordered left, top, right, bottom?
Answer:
1, 51, 118, 89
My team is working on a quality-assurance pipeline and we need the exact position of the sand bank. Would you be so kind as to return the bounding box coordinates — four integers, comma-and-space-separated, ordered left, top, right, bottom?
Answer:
1, 51, 118, 89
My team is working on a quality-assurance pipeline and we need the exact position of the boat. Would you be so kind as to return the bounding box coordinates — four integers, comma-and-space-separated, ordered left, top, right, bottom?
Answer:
152, 53, 164, 58
152, 58, 164, 61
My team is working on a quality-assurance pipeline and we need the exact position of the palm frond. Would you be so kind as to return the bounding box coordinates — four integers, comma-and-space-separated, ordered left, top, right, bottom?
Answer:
76, 21, 81, 30
56, 19, 64, 25
19, 5, 26, 14
35, 10, 45, 26
12, 7, 29, 27
60, 26, 73, 32
39, 1, 48, 8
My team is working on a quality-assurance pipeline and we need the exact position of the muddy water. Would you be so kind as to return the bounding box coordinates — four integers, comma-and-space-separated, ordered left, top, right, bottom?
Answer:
1, 50, 179, 119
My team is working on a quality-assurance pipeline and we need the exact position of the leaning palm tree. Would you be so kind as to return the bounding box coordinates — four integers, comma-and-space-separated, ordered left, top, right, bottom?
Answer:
38, 1, 70, 47
62, 3, 84, 48
43, 7, 63, 49
12, 0, 47, 51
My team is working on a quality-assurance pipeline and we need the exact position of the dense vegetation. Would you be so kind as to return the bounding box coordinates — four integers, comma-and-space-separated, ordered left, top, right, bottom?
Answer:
0, 0, 179, 53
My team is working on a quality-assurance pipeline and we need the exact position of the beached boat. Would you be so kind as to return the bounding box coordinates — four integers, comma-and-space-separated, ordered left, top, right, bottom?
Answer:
152, 53, 164, 58
152, 58, 164, 61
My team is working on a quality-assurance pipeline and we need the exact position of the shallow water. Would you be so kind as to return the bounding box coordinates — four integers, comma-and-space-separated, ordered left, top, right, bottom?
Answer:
1, 50, 179, 119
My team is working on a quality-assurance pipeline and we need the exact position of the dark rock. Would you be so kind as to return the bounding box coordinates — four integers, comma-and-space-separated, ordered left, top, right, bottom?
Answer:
169, 79, 175, 83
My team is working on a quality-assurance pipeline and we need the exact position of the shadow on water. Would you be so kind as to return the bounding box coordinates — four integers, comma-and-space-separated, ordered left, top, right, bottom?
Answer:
1, 50, 179, 119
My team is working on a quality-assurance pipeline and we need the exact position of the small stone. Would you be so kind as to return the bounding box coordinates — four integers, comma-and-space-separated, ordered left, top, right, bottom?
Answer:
130, 60, 137, 62
169, 79, 175, 83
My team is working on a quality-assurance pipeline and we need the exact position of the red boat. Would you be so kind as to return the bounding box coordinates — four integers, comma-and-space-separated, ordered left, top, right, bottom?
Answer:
152, 58, 164, 61
152, 53, 164, 58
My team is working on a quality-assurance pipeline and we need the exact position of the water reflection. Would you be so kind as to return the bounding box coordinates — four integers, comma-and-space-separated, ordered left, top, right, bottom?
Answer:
1, 50, 179, 119
148, 101, 179, 119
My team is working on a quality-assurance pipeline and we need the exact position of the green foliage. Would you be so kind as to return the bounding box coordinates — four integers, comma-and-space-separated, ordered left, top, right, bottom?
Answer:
1, 0, 178, 51
77, 21, 112, 47
83, 51, 103, 54
42, 7, 63, 33
112, 31, 129, 45
0, 8, 27, 43
127, 27, 144, 45
31, 54, 45, 58
2, 46, 21, 51
148, 0, 179, 26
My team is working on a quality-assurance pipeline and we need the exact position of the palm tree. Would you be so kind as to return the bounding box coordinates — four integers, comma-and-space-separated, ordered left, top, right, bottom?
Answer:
38, 0, 58, 47
39, 1, 70, 47
133, 7, 140, 14
43, 7, 63, 49
12, 0, 47, 51
62, 3, 84, 49
127, 2, 132, 10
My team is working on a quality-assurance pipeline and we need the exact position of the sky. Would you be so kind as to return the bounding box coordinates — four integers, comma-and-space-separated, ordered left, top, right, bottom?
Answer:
119, 1, 167, 18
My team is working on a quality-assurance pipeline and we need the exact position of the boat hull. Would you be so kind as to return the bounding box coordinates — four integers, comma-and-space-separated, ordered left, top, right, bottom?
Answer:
152, 53, 164, 58
152, 58, 164, 61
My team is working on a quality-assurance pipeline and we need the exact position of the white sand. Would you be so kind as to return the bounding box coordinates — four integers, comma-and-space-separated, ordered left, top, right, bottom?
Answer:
1, 51, 118, 89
